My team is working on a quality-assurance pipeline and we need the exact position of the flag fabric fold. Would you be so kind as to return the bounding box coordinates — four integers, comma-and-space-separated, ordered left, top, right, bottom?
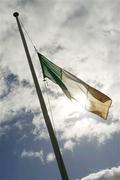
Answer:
37, 52, 112, 120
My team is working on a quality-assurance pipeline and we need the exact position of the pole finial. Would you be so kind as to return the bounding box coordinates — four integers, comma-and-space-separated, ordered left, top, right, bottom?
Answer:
13, 12, 19, 17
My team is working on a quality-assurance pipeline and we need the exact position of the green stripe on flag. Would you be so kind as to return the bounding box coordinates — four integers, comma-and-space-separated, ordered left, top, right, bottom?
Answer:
38, 53, 72, 99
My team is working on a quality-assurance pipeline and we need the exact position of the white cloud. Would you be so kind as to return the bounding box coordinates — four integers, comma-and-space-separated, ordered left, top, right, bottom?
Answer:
21, 150, 55, 165
0, 68, 40, 124
82, 166, 120, 180
46, 152, 55, 163
14, 121, 23, 130
0, 69, 7, 97
21, 149, 44, 164
32, 114, 48, 140
62, 118, 120, 150
64, 140, 76, 151
0, 125, 10, 137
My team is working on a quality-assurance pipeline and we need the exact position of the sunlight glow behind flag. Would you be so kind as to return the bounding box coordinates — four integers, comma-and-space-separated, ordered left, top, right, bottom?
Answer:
38, 53, 112, 120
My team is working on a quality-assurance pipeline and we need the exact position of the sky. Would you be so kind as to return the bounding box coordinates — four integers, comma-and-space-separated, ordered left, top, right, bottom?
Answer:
0, 0, 120, 180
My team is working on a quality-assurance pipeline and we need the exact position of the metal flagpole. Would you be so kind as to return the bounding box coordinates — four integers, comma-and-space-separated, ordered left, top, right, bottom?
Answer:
13, 12, 69, 180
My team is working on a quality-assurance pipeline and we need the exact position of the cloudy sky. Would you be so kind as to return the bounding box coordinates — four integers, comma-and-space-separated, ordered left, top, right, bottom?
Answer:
0, 0, 120, 180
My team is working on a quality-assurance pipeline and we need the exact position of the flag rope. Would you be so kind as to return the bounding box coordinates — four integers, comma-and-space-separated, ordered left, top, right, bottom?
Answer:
19, 18, 38, 52
44, 80, 57, 135
43, 80, 64, 161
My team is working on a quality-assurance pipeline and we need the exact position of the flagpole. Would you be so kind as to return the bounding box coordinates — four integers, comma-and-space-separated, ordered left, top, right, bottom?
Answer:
13, 12, 69, 180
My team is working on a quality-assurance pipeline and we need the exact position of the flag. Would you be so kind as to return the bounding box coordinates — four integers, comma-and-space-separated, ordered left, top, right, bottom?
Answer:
38, 53, 112, 120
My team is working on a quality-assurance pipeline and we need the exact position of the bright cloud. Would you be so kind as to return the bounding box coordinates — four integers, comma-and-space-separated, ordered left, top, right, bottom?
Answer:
21, 149, 44, 164
82, 166, 120, 180
46, 152, 55, 163
62, 118, 120, 150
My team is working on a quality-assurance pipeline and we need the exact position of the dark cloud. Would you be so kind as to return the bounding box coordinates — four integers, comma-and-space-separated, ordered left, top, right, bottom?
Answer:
66, 3, 88, 25
0, 70, 33, 99
0, 108, 33, 126
17, 0, 37, 6
79, 57, 88, 63
39, 44, 65, 56
63, 0, 96, 28
17, 0, 54, 7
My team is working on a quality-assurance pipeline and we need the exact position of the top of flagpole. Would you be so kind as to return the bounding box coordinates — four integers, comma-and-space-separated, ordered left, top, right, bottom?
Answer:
13, 12, 19, 17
